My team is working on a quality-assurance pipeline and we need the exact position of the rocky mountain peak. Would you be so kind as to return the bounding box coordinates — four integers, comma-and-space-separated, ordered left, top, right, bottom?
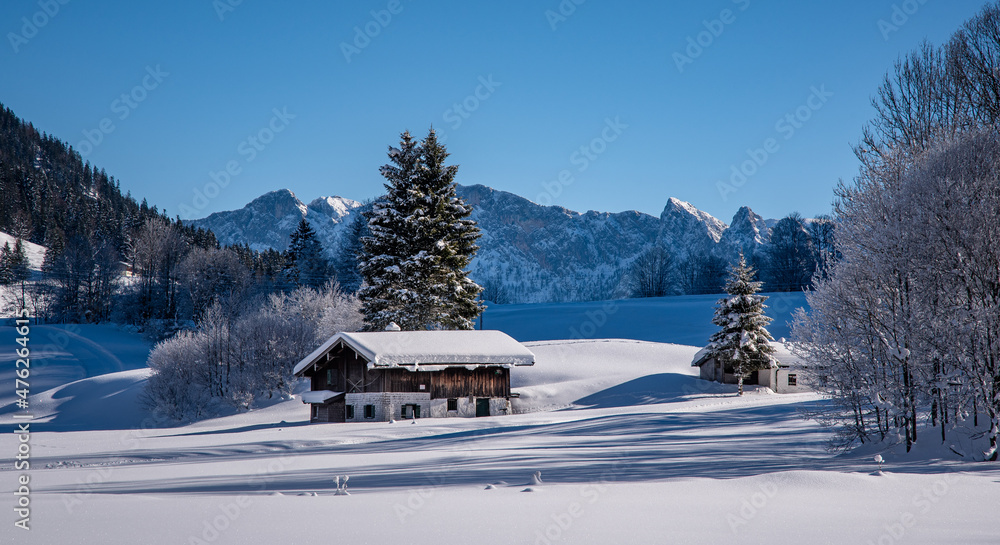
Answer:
307, 196, 361, 219
190, 185, 778, 302
659, 197, 728, 250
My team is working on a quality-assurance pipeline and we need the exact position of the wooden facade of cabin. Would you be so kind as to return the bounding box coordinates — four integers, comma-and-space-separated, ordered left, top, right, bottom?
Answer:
294, 330, 534, 423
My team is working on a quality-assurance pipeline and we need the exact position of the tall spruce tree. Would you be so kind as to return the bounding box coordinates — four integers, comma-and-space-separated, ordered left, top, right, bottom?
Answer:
358, 129, 483, 331
415, 129, 483, 329
284, 218, 329, 288
706, 252, 777, 395
359, 131, 421, 330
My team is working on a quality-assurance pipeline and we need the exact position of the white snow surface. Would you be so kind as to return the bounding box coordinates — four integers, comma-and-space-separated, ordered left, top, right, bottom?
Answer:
293, 330, 535, 375
299, 390, 343, 404
1, 315, 998, 543
309, 195, 360, 218
0, 230, 47, 270
0, 324, 152, 419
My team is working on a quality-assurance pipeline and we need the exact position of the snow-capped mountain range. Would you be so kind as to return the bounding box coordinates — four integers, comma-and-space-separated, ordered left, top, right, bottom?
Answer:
188, 185, 774, 303
191, 190, 362, 259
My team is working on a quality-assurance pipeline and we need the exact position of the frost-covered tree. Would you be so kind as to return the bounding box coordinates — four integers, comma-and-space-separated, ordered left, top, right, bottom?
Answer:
359, 129, 483, 330
9, 239, 29, 284
144, 281, 363, 420
359, 131, 421, 330
790, 3, 1000, 457
763, 213, 816, 292
414, 129, 483, 329
0, 242, 14, 285
808, 214, 837, 276
0, 239, 32, 309
706, 253, 777, 395
795, 128, 1000, 458
128, 218, 186, 322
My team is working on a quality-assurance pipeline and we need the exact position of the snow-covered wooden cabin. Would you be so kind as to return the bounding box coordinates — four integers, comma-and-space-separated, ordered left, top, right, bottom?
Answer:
691, 346, 808, 394
293, 328, 535, 422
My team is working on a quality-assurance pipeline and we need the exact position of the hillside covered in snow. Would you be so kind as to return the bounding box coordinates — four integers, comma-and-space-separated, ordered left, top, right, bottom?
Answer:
0, 230, 46, 270
1, 308, 997, 544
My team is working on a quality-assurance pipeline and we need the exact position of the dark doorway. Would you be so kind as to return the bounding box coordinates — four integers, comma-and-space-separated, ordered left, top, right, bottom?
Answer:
402, 404, 421, 419
475, 398, 490, 417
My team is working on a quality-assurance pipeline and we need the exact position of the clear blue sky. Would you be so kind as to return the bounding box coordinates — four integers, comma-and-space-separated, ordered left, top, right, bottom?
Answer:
0, 0, 989, 223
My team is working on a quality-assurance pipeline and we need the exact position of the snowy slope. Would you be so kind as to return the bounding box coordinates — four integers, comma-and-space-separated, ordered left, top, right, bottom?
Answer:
0, 230, 46, 270
0, 324, 152, 415
482, 291, 808, 346
2, 298, 995, 543
2, 335, 997, 544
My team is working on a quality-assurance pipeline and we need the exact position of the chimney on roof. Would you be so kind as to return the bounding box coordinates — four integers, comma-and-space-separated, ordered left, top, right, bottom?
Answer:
385, 322, 401, 331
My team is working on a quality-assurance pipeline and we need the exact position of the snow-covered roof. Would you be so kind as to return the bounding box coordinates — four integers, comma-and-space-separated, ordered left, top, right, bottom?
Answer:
293, 330, 535, 375
300, 390, 343, 404
691, 347, 713, 367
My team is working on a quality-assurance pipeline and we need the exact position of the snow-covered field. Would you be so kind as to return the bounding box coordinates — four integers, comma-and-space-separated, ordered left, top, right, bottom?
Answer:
482, 292, 808, 345
1, 299, 998, 544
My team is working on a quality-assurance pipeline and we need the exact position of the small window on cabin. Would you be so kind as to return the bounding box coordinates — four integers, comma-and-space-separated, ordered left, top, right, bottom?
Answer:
326, 369, 333, 386
311, 405, 319, 419
447, 398, 458, 411
346, 405, 355, 420
364, 404, 374, 419
787, 374, 798, 386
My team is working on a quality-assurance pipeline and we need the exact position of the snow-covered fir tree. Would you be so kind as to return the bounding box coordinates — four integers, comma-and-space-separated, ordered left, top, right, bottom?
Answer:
414, 129, 483, 329
8, 239, 29, 284
359, 131, 421, 330
706, 252, 777, 395
0, 242, 13, 285
358, 129, 483, 331
1, 239, 32, 309
284, 218, 330, 288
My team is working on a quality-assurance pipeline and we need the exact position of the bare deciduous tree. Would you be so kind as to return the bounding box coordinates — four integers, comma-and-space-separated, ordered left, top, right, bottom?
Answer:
628, 246, 675, 298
